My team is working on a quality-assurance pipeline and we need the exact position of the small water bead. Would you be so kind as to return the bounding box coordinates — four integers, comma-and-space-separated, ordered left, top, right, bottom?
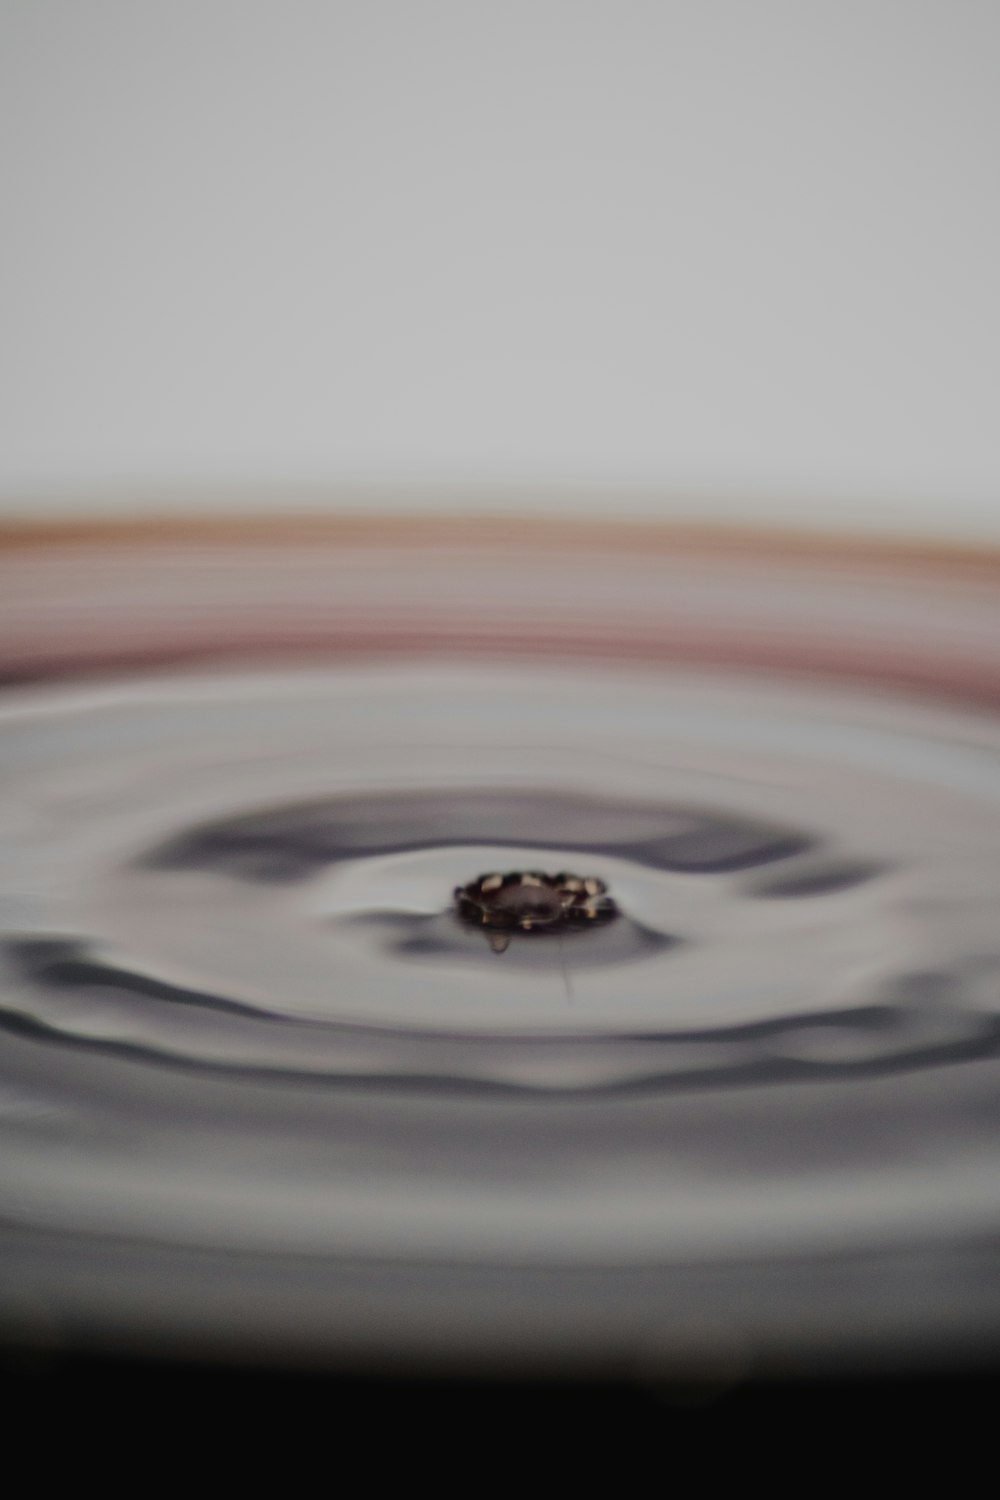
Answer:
454, 869, 617, 952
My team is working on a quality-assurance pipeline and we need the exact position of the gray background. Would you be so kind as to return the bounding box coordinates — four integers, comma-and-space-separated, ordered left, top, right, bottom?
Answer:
2, 2, 997, 538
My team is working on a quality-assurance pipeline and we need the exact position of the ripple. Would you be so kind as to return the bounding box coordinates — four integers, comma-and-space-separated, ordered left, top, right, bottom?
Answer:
3, 644, 1000, 1366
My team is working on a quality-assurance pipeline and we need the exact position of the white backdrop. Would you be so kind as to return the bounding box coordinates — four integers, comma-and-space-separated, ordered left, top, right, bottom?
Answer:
1, 2, 997, 538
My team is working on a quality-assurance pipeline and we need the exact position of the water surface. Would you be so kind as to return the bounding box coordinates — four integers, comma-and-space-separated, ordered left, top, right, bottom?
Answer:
2, 526, 1000, 1372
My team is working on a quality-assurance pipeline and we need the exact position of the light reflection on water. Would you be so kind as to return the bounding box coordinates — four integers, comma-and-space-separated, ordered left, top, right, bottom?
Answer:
2, 524, 1000, 1373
